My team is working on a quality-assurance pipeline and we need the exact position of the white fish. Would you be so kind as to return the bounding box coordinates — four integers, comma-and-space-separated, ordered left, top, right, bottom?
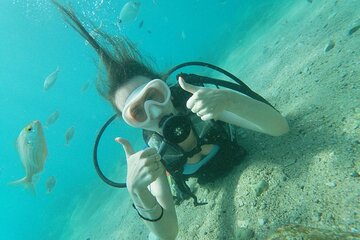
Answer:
118, 1, 141, 24
45, 111, 60, 127
10, 120, 48, 194
43, 66, 60, 90
65, 126, 75, 145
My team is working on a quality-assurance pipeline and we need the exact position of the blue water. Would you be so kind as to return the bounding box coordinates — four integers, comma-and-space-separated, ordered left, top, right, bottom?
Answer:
0, 0, 280, 239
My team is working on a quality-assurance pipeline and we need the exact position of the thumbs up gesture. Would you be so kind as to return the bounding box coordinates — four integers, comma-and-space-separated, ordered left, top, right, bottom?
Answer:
178, 76, 228, 121
115, 137, 164, 192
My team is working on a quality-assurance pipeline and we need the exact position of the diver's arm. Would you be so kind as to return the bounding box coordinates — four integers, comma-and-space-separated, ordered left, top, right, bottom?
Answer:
218, 90, 289, 136
129, 173, 178, 240
115, 138, 178, 239
178, 77, 288, 136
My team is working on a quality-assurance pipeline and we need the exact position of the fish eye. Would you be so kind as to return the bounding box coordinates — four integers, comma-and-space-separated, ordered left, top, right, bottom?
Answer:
27, 127, 33, 132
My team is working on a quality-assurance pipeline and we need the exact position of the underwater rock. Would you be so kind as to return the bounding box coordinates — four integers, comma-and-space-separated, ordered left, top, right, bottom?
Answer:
254, 180, 269, 196
350, 171, 360, 177
187, 178, 198, 193
234, 227, 254, 240
267, 225, 360, 240
324, 40, 335, 53
258, 218, 267, 225
236, 219, 250, 228
148, 232, 158, 240
348, 19, 360, 36
325, 181, 336, 187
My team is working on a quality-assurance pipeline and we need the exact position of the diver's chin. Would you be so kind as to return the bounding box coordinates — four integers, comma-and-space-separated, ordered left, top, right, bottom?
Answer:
143, 114, 171, 135
140, 118, 162, 134
144, 107, 178, 134
142, 124, 161, 133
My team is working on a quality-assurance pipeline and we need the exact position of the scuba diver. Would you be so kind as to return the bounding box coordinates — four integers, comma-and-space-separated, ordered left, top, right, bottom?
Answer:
52, 1, 289, 239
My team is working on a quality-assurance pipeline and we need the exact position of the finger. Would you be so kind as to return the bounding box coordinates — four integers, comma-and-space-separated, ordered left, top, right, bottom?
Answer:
178, 76, 202, 94
191, 100, 208, 114
201, 113, 214, 121
143, 168, 163, 183
147, 165, 164, 182
196, 108, 209, 116
153, 164, 165, 177
146, 161, 161, 172
186, 95, 199, 110
143, 153, 161, 166
141, 147, 158, 158
115, 137, 134, 159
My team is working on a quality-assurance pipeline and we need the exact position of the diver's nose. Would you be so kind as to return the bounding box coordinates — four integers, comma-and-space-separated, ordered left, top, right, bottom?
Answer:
148, 104, 163, 119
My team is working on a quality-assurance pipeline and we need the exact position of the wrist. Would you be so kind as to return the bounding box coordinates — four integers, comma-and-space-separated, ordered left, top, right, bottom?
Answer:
128, 184, 158, 210
128, 184, 148, 196
132, 203, 164, 222
222, 89, 236, 106
133, 201, 159, 213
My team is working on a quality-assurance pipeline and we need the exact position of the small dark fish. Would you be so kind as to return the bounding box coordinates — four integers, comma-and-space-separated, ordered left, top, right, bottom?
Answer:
348, 19, 360, 36
138, 20, 144, 29
147, 29, 152, 34
324, 40, 335, 52
65, 126, 75, 145
307, 0, 313, 3
46, 176, 56, 193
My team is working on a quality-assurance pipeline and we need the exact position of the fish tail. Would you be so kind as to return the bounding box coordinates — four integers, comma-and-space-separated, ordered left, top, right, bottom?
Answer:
9, 177, 36, 195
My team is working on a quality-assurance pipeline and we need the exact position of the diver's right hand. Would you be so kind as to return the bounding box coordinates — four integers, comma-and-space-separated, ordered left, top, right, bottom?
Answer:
115, 137, 164, 193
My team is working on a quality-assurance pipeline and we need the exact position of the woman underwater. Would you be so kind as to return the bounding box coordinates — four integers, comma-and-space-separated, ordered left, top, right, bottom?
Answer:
52, 1, 289, 239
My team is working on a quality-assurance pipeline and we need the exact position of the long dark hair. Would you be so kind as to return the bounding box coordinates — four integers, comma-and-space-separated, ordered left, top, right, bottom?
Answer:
51, 0, 160, 113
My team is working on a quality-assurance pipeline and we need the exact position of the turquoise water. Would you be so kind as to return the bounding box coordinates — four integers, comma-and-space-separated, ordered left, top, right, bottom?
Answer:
0, 1, 281, 239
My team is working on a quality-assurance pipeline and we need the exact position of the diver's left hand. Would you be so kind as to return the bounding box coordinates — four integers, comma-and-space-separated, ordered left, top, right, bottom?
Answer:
178, 76, 230, 121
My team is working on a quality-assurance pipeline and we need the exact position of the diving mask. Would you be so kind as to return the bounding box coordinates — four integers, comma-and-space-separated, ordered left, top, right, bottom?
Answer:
122, 79, 173, 131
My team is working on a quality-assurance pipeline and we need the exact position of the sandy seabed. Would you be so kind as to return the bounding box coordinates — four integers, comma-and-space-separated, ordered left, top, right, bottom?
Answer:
172, 0, 360, 239
63, 0, 360, 239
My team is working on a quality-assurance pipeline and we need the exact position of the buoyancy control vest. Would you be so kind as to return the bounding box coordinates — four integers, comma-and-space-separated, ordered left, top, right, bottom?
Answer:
141, 80, 248, 206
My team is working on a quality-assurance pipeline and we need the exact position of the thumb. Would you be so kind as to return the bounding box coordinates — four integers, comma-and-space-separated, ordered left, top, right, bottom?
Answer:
115, 137, 134, 159
178, 76, 202, 94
